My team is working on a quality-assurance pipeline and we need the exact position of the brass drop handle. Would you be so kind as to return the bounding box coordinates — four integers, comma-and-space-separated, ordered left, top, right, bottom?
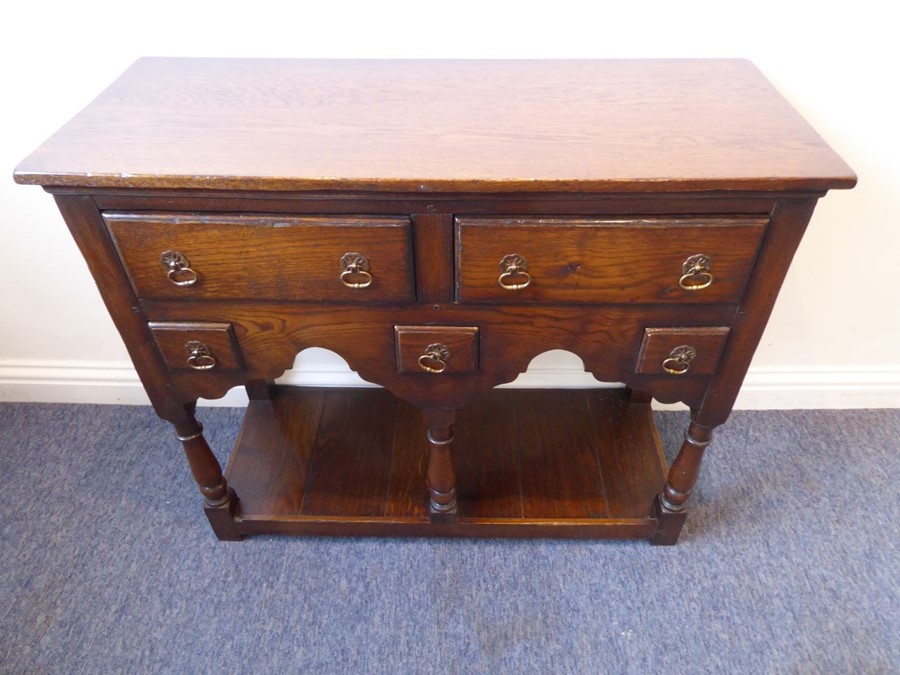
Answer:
161, 250, 199, 287
340, 252, 374, 289
185, 341, 217, 370
661, 345, 697, 375
498, 254, 531, 290
418, 343, 451, 373
679, 254, 713, 291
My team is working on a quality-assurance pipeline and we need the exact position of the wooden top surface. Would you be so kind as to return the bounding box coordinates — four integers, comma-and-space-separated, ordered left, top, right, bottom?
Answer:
14, 58, 856, 193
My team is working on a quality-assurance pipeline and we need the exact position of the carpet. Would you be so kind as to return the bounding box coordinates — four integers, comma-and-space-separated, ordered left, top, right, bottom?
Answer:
0, 401, 897, 673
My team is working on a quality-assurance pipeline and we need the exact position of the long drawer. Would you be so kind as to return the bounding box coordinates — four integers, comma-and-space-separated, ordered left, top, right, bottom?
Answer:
455, 216, 767, 304
104, 212, 415, 302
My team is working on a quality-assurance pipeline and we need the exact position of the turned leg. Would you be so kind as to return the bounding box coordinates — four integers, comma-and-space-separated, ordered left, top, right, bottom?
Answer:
172, 406, 242, 541
651, 419, 714, 545
424, 407, 458, 522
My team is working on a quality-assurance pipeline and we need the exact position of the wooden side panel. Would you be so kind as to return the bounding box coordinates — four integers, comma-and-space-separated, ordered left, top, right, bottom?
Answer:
697, 198, 820, 426
52, 195, 193, 419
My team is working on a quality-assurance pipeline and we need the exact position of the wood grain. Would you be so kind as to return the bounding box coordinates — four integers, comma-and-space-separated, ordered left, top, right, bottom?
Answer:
454, 390, 522, 518
15, 59, 856, 193
25, 61, 855, 544
105, 212, 413, 302
300, 389, 399, 517
635, 327, 731, 376
695, 198, 825, 426
456, 217, 766, 304
149, 321, 243, 371
383, 399, 430, 519
91, 192, 785, 218
517, 390, 609, 518
225, 386, 664, 536
412, 213, 454, 302
140, 300, 736, 409
51, 196, 189, 422
394, 325, 479, 374
589, 393, 668, 518
225, 388, 326, 518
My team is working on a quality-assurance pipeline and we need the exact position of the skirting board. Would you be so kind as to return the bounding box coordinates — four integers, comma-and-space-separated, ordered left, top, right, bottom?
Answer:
1, 359, 898, 409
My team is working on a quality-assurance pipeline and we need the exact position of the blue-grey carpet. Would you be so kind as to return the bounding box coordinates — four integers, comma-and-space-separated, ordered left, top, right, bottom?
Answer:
0, 401, 897, 674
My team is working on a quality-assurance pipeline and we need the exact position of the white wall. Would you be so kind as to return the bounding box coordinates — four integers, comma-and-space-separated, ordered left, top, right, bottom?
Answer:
1, 1, 897, 408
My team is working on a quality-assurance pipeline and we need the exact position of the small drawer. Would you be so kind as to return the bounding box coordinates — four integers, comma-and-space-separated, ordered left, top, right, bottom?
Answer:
150, 322, 243, 372
105, 212, 414, 302
395, 326, 479, 374
456, 216, 767, 304
635, 327, 730, 376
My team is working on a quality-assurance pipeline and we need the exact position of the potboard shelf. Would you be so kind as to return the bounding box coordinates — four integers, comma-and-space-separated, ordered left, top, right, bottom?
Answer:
224, 386, 668, 539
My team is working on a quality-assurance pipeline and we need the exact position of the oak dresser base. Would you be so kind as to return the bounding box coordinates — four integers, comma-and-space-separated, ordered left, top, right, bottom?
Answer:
13, 59, 855, 546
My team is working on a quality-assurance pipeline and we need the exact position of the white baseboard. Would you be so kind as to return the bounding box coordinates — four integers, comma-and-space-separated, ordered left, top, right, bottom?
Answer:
1, 359, 898, 409
0, 360, 151, 405
0, 359, 374, 407
731, 366, 900, 410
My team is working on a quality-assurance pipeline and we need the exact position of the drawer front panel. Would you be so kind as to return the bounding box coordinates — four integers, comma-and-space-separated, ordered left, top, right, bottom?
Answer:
635, 327, 730, 376
395, 326, 479, 374
456, 216, 767, 304
105, 212, 414, 302
150, 321, 243, 372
